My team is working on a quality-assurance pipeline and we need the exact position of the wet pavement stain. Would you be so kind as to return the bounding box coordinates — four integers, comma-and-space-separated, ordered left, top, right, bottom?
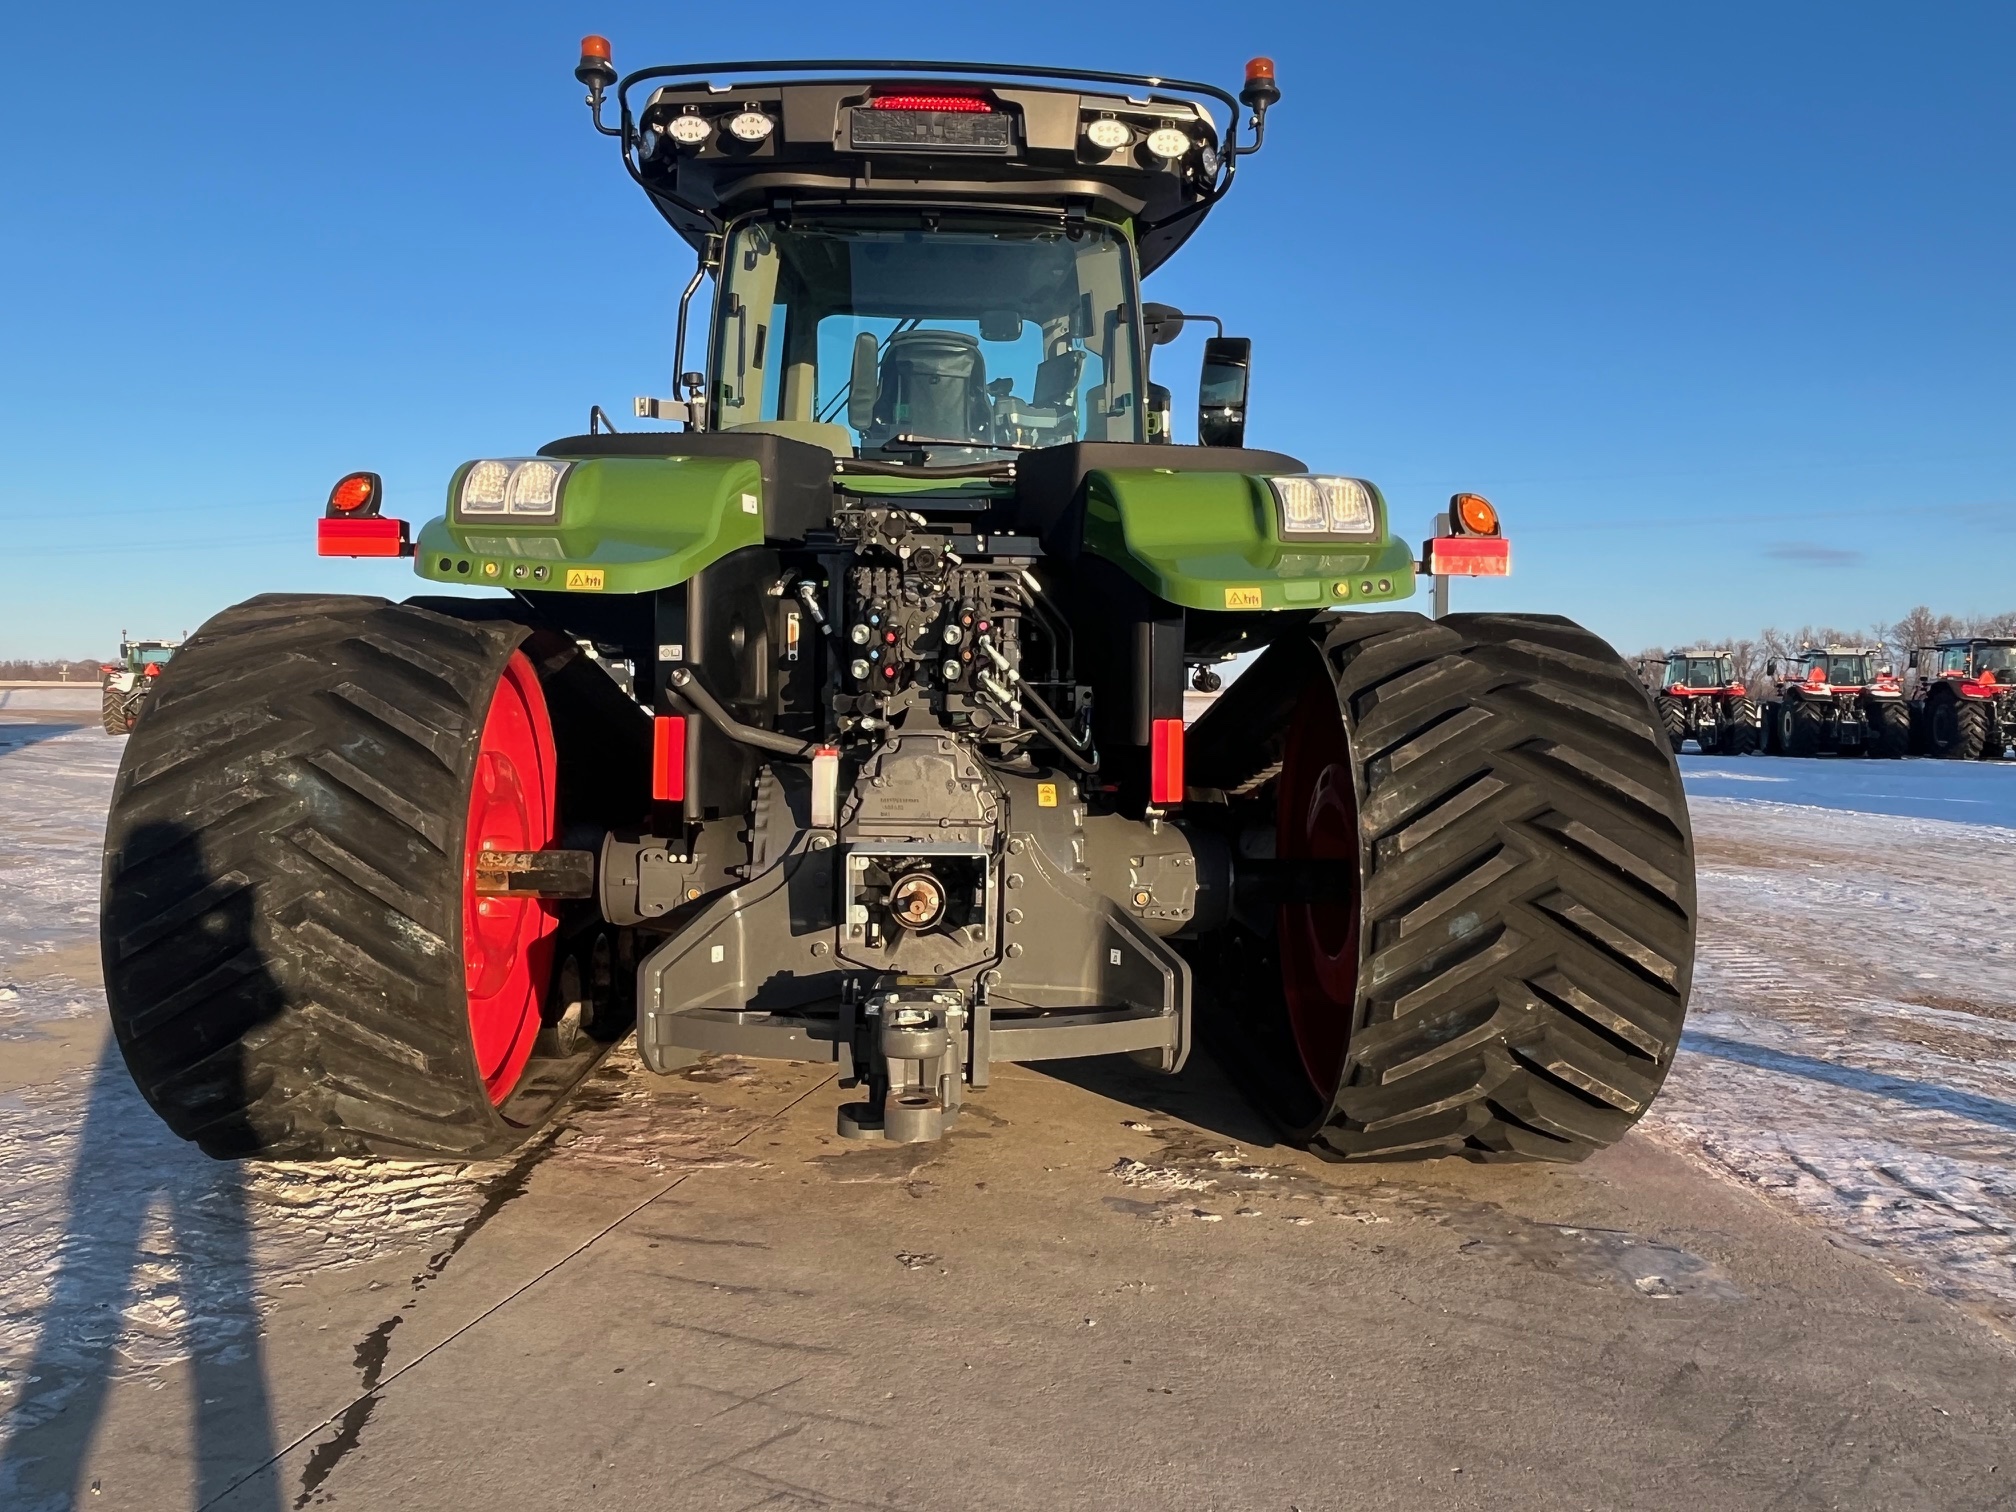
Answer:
1103, 1120, 1744, 1300
290, 1133, 561, 1508
291, 1316, 401, 1508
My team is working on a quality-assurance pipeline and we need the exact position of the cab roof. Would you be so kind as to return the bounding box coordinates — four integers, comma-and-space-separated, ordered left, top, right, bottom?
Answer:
604, 60, 1265, 274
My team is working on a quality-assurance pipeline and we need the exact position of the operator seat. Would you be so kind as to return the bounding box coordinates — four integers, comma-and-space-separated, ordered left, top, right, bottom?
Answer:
869, 330, 992, 447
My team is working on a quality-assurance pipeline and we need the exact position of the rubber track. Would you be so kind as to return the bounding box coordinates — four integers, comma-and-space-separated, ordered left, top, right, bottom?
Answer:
1191, 611, 1696, 1163
101, 594, 599, 1159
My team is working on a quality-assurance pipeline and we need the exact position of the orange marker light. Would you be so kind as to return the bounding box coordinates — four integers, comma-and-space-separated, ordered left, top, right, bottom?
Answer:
1451, 492, 1499, 536
327, 472, 378, 514
1245, 57, 1276, 84
579, 35, 611, 60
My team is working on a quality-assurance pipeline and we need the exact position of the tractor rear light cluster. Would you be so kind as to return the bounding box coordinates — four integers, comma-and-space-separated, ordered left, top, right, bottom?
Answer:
1269, 475, 1380, 540
1145, 126, 1192, 160
1424, 490, 1510, 577
457, 459, 572, 520
319, 468, 411, 556
726, 110, 775, 142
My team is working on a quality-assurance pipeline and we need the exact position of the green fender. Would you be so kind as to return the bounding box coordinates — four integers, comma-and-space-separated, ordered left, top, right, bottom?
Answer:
1080, 469, 1419, 611
413, 456, 765, 594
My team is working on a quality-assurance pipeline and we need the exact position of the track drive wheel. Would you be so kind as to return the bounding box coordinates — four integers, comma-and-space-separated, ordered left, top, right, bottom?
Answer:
1869, 699, 1910, 759
101, 594, 649, 1159
1927, 692, 1987, 760
1655, 693, 1687, 754
1724, 695, 1760, 756
1186, 612, 1696, 1163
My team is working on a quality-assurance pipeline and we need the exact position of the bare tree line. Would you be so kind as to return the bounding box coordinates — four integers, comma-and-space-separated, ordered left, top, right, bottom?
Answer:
0, 659, 105, 682
1639, 606, 2016, 687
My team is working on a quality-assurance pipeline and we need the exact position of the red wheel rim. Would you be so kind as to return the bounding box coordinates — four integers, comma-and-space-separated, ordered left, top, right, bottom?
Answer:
462, 650, 560, 1105
1276, 675, 1360, 1098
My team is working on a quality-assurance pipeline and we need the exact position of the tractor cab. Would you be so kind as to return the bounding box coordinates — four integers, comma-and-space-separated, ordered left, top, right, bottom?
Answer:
590, 53, 1279, 464
1777, 646, 1891, 694
1920, 638, 2016, 687
1663, 651, 1736, 693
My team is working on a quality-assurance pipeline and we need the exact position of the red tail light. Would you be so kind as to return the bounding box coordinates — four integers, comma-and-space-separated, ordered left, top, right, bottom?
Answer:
317, 516, 410, 557
871, 92, 992, 112
1426, 536, 1510, 577
1150, 718, 1185, 806
653, 715, 687, 802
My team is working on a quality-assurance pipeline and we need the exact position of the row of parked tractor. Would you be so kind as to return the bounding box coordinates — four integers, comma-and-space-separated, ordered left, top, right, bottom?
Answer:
1639, 637, 2016, 759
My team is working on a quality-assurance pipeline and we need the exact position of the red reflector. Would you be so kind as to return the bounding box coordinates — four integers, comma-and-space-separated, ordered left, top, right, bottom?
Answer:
328, 472, 377, 513
316, 516, 409, 557
1427, 536, 1511, 577
653, 715, 687, 802
871, 93, 992, 112
1150, 718, 1185, 806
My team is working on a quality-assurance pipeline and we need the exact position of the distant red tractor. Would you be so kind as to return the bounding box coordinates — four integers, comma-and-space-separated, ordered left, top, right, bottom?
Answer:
1762, 645, 1908, 758
1643, 649, 1760, 755
1909, 638, 2016, 759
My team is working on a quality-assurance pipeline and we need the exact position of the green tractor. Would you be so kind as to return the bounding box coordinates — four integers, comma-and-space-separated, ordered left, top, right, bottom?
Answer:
100, 48, 1695, 1164
98, 633, 179, 735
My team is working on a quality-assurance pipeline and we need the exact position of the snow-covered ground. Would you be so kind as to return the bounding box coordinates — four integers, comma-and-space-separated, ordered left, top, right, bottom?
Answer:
1, 728, 2013, 1439
1682, 750, 2016, 828
1650, 754, 2016, 1337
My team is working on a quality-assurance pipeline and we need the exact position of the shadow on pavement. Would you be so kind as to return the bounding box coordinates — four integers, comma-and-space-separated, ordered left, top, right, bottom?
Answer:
0, 818, 281, 1511
1034, 1045, 1284, 1149
1685, 1030, 2016, 1133
0, 722, 86, 753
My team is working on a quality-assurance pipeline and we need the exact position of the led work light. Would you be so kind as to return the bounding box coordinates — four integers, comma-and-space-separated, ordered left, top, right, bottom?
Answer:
1269, 475, 1380, 539
458, 459, 572, 519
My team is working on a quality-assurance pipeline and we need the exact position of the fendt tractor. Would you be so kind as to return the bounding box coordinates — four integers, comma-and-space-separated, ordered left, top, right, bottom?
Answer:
1645, 649, 1759, 755
98, 634, 179, 735
1909, 638, 2016, 759
1761, 644, 1908, 758
99, 48, 1696, 1166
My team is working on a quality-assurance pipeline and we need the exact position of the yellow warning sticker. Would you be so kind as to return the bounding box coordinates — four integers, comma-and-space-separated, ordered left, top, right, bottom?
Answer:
1036, 782, 1059, 808
565, 568, 605, 591
1224, 587, 1264, 609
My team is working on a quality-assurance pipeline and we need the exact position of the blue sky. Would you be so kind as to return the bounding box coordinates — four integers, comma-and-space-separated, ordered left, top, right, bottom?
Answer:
2, 2, 2011, 658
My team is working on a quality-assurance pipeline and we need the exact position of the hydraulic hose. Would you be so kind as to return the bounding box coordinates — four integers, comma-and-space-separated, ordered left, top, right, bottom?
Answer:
665, 667, 815, 758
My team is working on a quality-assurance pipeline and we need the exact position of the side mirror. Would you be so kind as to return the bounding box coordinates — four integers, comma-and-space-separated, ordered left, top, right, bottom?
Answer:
847, 332, 879, 433
1198, 336, 1250, 448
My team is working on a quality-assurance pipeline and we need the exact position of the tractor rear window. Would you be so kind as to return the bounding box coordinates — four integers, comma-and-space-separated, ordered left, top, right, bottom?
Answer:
1975, 646, 2016, 675
1672, 658, 1728, 688
1814, 656, 1870, 684
711, 215, 1143, 461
